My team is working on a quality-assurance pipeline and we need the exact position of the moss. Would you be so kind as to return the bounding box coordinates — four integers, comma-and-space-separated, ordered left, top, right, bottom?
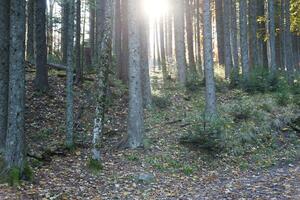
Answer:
88, 158, 103, 173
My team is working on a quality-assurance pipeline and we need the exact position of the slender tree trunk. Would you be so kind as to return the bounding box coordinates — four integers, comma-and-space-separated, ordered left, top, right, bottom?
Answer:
215, 0, 225, 65
92, 0, 112, 161
185, 0, 197, 75
5, 0, 26, 173
174, 0, 186, 84
223, 0, 233, 79
230, 0, 239, 83
62, 0, 70, 64
121, 0, 129, 83
140, 14, 152, 108
75, 0, 82, 84
26, 0, 34, 62
239, 0, 250, 81
89, 0, 96, 64
159, 16, 168, 83
249, 0, 259, 68
0, 0, 10, 151
35, 0, 49, 92
196, 0, 203, 75
65, 0, 75, 148
114, 0, 122, 79
265, 0, 277, 73
167, 7, 173, 61
127, 0, 144, 148
284, 0, 294, 84
155, 21, 161, 68
203, 0, 217, 115
48, 0, 55, 55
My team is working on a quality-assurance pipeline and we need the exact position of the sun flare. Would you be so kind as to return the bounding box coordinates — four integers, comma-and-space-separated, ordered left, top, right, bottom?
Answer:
143, 0, 169, 19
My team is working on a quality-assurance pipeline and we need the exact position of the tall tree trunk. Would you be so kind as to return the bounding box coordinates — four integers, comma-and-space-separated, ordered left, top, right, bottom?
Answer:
167, 7, 173, 61
114, 0, 122, 79
159, 16, 168, 83
5, 0, 26, 173
121, 0, 129, 83
230, 0, 239, 83
203, 0, 217, 115
126, 0, 144, 148
26, 0, 34, 62
223, 0, 233, 79
48, 0, 55, 55
62, 0, 70, 64
89, 0, 96, 64
196, 0, 203, 75
185, 0, 197, 75
92, 0, 112, 161
284, 0, 294, 84
35, 0, 49, 92
215, 0, 225, 65
239, 0, 250, 81
0, 0, 10, 151
155, 21, 161, 68
65, 0, 75, 148
249, 0, 259, 68
75, 0, 82, 84
265, 0, 277, 73
174, 0, 186, 84
140, 13, 152, 108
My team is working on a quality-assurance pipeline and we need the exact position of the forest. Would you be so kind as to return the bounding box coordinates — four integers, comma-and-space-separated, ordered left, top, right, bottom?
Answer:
0, 0, 300, 199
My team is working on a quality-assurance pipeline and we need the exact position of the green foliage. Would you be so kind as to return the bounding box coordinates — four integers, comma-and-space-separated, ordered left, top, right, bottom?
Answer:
180, 115, 228, 152
126, 154, 139, 162
8, 167, 21, 186
241, 67, 281, 93
185, 79, 202, 92
152, 95, 171, 109
88, 158, 103, 173
23, 163, 33, 182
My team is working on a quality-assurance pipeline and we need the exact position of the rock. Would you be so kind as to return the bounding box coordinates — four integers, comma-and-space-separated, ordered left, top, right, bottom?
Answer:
136, 172, 155, 183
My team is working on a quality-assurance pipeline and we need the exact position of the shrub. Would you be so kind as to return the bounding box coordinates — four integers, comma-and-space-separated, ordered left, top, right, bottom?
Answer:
180, 115, 228, 152
152, 95, 171, 109
185, 79, 202, 92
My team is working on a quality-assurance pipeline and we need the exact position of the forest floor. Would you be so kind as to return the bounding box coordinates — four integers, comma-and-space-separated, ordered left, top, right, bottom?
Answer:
0, 67, 300, 199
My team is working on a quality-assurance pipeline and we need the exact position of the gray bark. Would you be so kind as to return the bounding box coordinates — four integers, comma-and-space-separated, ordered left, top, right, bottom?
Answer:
203, 0, 217, 115
48, 0, 55, 55
121, 0, 129, 83
249, 0, 259, 68
26, 0, 34, 62
89, 0, 96, 63
284, 0, 294, 84
0, 0, 10, 151
265, 0, 277, 73
215, 0, 225, 65
5, 0, 26, 172
230, 0, 239, 83
62, 0, 70, 64
174, 0, 186, 84
239, 0, 250, 81
114, 0, 122, 79
185, 0, 197, 75
223, 0, 233, 79
92, 0, 112, 161
35, 0, 49, 92
159, 16, 168, 83
65, 0, 75, 148
140, 15, 152, 108
196, 0, 203, 75
127, 0, 144, 148
75, 0, 82, 84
